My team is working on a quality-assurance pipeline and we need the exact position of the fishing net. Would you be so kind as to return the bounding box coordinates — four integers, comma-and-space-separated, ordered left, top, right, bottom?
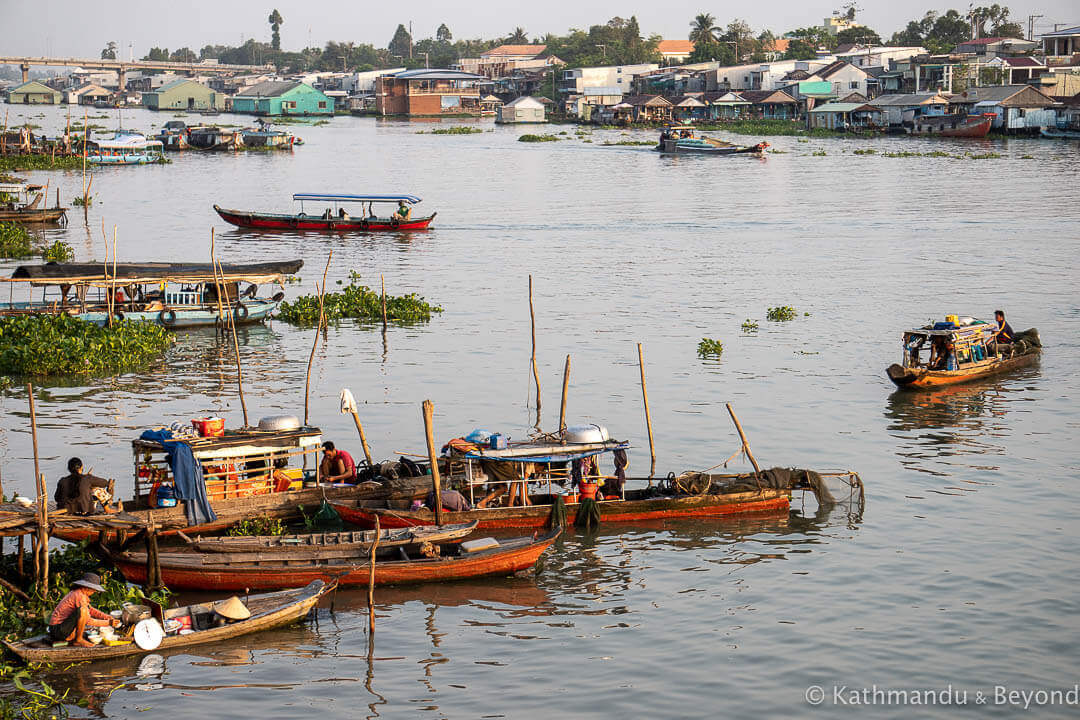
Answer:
549, 495, 567, 529
574, 498, 601, 529
305, 499, 344, 531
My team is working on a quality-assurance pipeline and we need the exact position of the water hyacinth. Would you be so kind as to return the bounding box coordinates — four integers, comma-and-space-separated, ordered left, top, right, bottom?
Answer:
277, 280, 443, 327
0, 315, 173, 377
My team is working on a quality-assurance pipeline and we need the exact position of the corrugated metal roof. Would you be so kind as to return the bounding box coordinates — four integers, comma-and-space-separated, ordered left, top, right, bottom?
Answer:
148, 78, 206, 94
583, 86, 622, 96
1041, 25, 1080, 37
391, 69, 484, 80
810, 102, 876, 112
870, 93, 948, 106
234, 80, 303, 98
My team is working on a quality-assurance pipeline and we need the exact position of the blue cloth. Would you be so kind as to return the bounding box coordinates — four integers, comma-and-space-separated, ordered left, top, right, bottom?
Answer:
139, 429, 217, 525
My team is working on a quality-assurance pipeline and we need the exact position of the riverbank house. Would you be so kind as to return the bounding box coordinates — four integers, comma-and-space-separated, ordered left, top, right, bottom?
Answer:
7, 81, 61, 104
375, 69, 484, 117
142, 79, 225, 112
232, 81, 334, 116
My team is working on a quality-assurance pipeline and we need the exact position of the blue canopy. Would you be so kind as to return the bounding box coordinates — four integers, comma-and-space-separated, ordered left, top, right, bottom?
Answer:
293, 193, 421, 204
462, 442, 629, 464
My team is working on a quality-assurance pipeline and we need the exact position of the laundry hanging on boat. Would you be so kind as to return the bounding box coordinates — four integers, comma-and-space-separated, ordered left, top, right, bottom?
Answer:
139, 429, 218, 525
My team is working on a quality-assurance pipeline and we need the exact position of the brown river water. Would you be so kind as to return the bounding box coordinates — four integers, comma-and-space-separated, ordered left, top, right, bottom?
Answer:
1, 105, 1078, 718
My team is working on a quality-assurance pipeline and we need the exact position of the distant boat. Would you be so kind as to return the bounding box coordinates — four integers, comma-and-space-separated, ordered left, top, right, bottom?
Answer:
0, 182, 67, 225
1040, 127, 1080, 139
656, 125, 768, 155
86, 132, 165, 165
215, 193, 437, 232
908, 113, 994, 138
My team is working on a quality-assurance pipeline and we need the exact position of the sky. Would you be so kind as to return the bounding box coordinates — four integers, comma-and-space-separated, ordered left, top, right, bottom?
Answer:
2, 0, 1076, 60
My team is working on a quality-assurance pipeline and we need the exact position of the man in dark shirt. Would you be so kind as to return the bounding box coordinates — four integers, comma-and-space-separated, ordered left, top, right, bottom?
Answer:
994, 310, 1014, 344
54, 458, 112, 515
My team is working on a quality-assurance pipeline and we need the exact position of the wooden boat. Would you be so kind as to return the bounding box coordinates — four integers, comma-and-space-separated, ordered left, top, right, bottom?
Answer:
333, 427, 862, 530
1040, 127, 1080, 139
0, 260, 300, 328
240, 121, 296, 148
0, 182, 67, 225
187, 125, 242, 151
886, 316, 1041, 390
656, 125, 768, 155
154, 121, 189, 150
908, 113, 994, 138
86, 132, 165, 165
214, 193, 436, 232
53, 425, 434, 543
3, 579, 333, 663
179, 521, 478, 555
108, 528, 561, 591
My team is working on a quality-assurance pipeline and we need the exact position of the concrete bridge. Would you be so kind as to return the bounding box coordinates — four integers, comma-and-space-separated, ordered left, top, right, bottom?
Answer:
0, 56, 275, 88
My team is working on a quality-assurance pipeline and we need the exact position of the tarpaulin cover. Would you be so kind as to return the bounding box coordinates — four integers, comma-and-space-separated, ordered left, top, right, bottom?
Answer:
139, 429, 218, 525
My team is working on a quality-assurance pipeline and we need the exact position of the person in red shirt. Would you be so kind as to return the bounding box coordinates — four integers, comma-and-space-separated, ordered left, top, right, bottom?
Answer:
48, 573, 119, 647
320, 441, 356, 483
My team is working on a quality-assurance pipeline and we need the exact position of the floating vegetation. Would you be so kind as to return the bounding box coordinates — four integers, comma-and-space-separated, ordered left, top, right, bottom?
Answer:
697, 338, 724, 358
0, 155, 84, 172
968, 152, 1001, 159
72, 195, 93, 207
797, 138, 809, 143
0, 315, 173, 377
766, 306, 798, 322
741, 319, 759, 332
767, 148, 787, 154
853, 148, 876, 155
228, 516, 286, 536
0, 223, 35, 258
600, 140, 655, 146
312, 119, 330, 126
417, 126, 484, 135
518, 134, 561, 142
812, 149, 827, 156
1020, 154, 1034, 159
278, 277, 443, 327
696, 119, 862, 138
41, 240, 74, 263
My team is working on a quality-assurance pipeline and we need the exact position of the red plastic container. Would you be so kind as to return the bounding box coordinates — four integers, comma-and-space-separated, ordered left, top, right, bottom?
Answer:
192, 417, 224, 437
579, 482, 599, 500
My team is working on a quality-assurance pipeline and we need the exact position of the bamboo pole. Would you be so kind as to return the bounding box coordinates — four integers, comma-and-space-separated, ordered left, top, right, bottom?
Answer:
380, 274, 387, 329
528, 276, 541, 418
215, 258, 249, 427
725, 403, 761, 477
303, 253, 332, 426
82, 108, 88, 223
559, 354, 571, 434
27, 383, 40, 487
350, 412, 374, 468
422, 400, 443, 526
637, 344, 656, 470
210, 229, 226, 334
37, 473, 48, 594
368, 515, 379, 634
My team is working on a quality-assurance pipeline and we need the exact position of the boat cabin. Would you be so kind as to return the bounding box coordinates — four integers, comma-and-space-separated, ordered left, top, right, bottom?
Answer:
87, 133, 165, 164
131, 423, 324, 508
900, 316, 997, 372
0, 183, 45, 210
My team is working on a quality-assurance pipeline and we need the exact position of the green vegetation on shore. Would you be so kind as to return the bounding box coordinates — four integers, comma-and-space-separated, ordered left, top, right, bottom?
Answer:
278, 277, 443, 326
0, 155, 84, 172
417, 126, 485, 135
0, 224, 73, 262
0, 315, 173, 377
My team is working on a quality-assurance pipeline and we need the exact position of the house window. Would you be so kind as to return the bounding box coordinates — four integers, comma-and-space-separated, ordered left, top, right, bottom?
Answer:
850, 81, 859, 89
318, 101, 327, 109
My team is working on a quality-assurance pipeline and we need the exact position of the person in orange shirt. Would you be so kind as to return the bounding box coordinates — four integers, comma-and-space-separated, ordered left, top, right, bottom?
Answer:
48, 573, 119, 647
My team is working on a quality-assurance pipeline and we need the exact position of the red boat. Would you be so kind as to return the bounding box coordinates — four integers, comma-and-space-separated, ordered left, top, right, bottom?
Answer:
214, 193, 436, 232
908, 113, 994, 138
107, 528, 560, 591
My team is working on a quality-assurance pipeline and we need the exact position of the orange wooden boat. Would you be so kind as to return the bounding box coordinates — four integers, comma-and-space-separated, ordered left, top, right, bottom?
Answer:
887, 317, 1040, 390
107, 528, 560, 591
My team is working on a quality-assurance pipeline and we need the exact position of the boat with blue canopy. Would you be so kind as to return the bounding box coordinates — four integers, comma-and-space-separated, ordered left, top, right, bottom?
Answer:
214, 193, 436, 232
86, 132, 166, 165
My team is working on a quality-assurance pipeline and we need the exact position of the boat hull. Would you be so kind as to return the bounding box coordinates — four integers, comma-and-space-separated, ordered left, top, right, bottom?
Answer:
335, 486, 791, 530
887, 351, 1039, 389
657, 138, 767, 154
109, 529, 560, 591
214, 205, 436, 232
909, 115, 993, 138
0, 297, 281, 328
1041, 128, 1080, 139
0, 208, 67, 224
3, 580, 332, 663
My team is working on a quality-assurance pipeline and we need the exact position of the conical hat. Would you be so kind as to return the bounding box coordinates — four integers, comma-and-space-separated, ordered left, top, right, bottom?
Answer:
213, 596, 251, 620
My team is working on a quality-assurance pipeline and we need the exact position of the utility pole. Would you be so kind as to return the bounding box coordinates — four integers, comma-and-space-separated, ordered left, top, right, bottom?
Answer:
409, 21, 414, 59
1027, 14, 1044, 41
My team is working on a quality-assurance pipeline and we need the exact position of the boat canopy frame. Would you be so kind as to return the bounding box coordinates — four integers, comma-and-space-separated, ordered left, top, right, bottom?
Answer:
3, 260, 303, 288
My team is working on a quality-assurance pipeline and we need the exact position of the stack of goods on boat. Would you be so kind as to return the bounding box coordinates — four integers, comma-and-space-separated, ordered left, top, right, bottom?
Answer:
886, 314, 1041, 390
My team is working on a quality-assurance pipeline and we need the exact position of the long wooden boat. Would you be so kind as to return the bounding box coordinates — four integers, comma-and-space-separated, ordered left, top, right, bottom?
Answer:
908, 113, 994, 138
214, 193, 436, 232
180, 520, 478, 554
0, 260, 300, 328
886, 317, 1041, 390
53, 425, 433, 543
1040, 127, 1080, 139
108, 528, 561, 591
0, 182, 67, 225
3, 579, 333, 663
656, 125, 768, 155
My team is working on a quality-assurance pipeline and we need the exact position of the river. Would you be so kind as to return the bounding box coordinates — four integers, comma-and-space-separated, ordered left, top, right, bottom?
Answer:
1, 104, 1078, 718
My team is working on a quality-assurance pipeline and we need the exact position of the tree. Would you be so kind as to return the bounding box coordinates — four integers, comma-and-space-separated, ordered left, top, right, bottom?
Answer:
170, 47, 197, 62
268, 9, 284, 51
971, 4, 1022, 37
835, 26, 882, 45
143, 47, 170, 61
389, 24, 412, 58
722, 19, 759, 61
783, 26, 835, 58
507, 27, 529, 44
689, 40, 735, 64
689, 13, 719, 44
101, 41, 117, 60
436, 23, 452, 42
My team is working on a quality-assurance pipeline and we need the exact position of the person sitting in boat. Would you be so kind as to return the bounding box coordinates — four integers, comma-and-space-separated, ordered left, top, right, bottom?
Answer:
994, 310, 1014, 344
930, 338, 955, 371
393, 201, 411, 223
48, 573, 120, 648
55, 458, 115, 515
320, 441, 357, 483
338, 207, 350, 220
426, 488, 471, 512
211, 596, 250, 627
323, 208, 333, 220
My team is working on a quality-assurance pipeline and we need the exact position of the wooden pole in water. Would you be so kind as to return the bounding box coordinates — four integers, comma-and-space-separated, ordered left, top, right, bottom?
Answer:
559, 354, 571, 434
380, 274, 387, 330
27, 384, 40, 489
82, 109, 88, 223
422, 400, 443, 527
215, 258, 249, 427
528, 276, 541, 418
37, 473, 48, 594
210, 229, 226, 335
350, 412, 374, 468
725, 403, 761, 477
303, 253, 332, 426
637, 344, 656, 470
368, 515, 379, 634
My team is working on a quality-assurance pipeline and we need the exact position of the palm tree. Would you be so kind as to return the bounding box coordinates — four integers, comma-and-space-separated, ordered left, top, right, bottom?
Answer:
689, 13, 718, 44
508, 27, 529, 44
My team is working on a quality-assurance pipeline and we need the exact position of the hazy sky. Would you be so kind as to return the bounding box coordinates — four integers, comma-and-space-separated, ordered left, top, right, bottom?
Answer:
3, 0, 1076, 59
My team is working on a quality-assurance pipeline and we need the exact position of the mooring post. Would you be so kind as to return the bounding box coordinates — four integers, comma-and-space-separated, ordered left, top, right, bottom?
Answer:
368, 515, 379, 634
422, 400, 443, 526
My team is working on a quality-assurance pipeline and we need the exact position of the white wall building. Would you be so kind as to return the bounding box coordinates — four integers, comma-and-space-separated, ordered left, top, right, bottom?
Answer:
835, 46, 926, 69
561, 64, 658, 93
705, 59, 835, 92
344, 68, 406, 94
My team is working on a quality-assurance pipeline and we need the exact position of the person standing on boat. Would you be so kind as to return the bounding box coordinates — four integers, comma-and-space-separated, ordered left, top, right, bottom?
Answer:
48, 573, 120, 647
54, 458, 114, 515
994, 311, 1014, 344
320, 441, 357, 483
